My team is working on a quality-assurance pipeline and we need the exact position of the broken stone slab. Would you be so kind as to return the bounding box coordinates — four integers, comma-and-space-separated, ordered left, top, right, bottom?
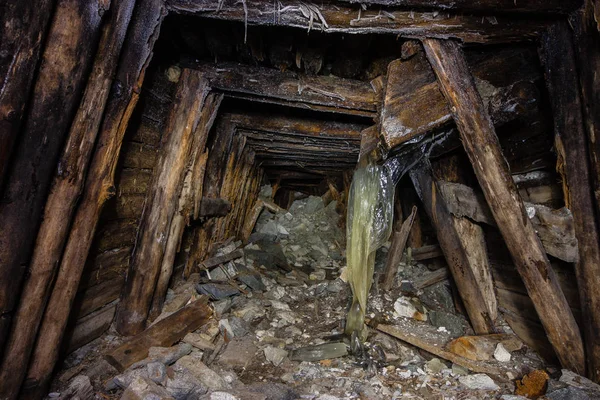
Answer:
263, 346, 288, 366
228, 316, 249, 337
428, 310, 467, 337
458, 374, 500, 390
447, 334, 522, 361
183, 332, 216, 351
218, 337, 259, 368
559, 369, 600, 393
425, 358, 447, 374
147, 362, 167, 385
213, 298, 233, 317
196, 283, 240, 300
234, 264, 266, 291
166, 363, 208, 399
121, 376, 175, 400
232, 299, 266, 322
289, 342, 348, 362
545, 386, 593, 400
176, 355, 229, 391
393, 296, 427, 321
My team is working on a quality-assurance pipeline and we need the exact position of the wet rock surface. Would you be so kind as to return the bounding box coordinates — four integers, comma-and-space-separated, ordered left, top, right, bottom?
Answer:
46, 193, 588, 400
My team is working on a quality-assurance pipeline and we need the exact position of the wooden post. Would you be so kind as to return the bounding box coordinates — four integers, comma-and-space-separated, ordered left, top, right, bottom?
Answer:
20, 2, 166, 398
0, 0, 56, 189
409, 161, 497, 334
381, 206, 417, 291
148, 92, 222, 321
0, 0, 136, 397
0, 0, 106, 356
422, 38, 585, 374
116, 70, 210, 337
541, 21, 600, 381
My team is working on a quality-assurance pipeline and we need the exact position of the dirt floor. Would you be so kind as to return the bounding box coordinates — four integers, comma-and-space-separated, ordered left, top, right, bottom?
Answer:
47, 192, 600, 400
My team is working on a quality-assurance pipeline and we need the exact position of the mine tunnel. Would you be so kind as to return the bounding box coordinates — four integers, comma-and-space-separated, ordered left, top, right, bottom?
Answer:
1, 0, 600, 399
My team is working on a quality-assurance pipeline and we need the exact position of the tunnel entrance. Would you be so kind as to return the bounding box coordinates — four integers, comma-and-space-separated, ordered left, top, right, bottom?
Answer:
1, 1, 599, 399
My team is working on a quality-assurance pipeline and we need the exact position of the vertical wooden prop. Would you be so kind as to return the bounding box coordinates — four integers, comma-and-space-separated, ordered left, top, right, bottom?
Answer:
423, 38, 585, 374
409, 162, 497, 334
148, 92, 223, 320
0, 0, 106, 354
381, 206, 417, 291
20, 1, 166, 398
0, 0, 56, 188
115, 71, 210, 337
541, 22, 600, 381
0, 0, 137, 397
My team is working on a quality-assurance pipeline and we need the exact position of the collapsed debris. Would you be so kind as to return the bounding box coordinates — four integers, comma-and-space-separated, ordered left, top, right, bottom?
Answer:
43, 190, 599, 399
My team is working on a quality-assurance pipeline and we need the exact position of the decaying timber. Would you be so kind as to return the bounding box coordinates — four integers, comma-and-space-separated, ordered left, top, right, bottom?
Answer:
116, 70, 210, 337
19, 2, 167, 398
0, 1, 136, 396
0, 0, 107, 361
541, 21, 600, 381
423, 38, 585, 374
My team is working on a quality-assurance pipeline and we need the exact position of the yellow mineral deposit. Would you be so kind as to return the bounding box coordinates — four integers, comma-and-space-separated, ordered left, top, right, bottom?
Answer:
345, 161, 394, 340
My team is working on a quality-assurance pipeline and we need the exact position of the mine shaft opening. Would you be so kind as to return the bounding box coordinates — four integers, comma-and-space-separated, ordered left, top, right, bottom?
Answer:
2, 1, 599, 399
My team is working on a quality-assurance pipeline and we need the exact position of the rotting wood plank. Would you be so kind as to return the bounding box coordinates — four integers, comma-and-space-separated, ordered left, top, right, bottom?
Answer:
375, 322, 542, 382
192, 63, 377, 116
423, 38, 585, 375
338, 0, 581, 14
410, 162, 497, 335
64, 303, 117, 355
381, 46, 541, 148
116, 70, 210, 337
195, 198, 232, 218
0, 0, 107, 361
381, 206, 417, 291
106, 298, 212, 372
541, 21, 600, 382
20, 2, 167, 397
149, 92, 222, 320
0, 0, 56, 189
167, 0, 552, 44
411, 245, 443, 261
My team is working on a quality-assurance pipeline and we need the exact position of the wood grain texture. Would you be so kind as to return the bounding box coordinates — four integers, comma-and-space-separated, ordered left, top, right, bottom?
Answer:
423, 38, 584, 374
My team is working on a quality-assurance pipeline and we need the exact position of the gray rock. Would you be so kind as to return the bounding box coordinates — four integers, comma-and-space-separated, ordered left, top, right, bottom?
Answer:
228, 316, 249, 337
451, 363, 469, 376
244, 382, 297, 400
234, 264, 266, 291
200, 392, 240, 400
165, 364, 208, 400
428, 310, 467, 337
425, 358, 446, 374
111, 367, 149, 390
458, 374, 499, 390
218, 337, 259, 368
546, 386, 592, 400
263, 346, 288, 366
175, 355, 229, 391
326, 279, 345, 293
147, 362, 167, 385
120, 376, 174, 400
196, 283, 240, 300
213, 298, 233, 317
500, 396, 529, 400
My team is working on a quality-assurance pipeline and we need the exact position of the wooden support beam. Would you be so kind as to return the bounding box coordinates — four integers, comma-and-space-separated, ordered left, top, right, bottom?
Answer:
168, 0, 551, 44
381, 206, 417, 291
0, 0, 106, 358
410, 161, 497, 334
0, 1, 136, 395
196, 198, 232, 218
572, 1, 600, 225
541, 21, 600, 381
381, 46, 541, 148
116, 70, 210, 337
107, 298, 212, 372
0, 0, 56, 189
422, 38, 585, 374
411, 244, 443, 261
191, 64, 377, 117
338, 0, 582, 14
20, 2, 167, 398
149, 92, 222, 321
